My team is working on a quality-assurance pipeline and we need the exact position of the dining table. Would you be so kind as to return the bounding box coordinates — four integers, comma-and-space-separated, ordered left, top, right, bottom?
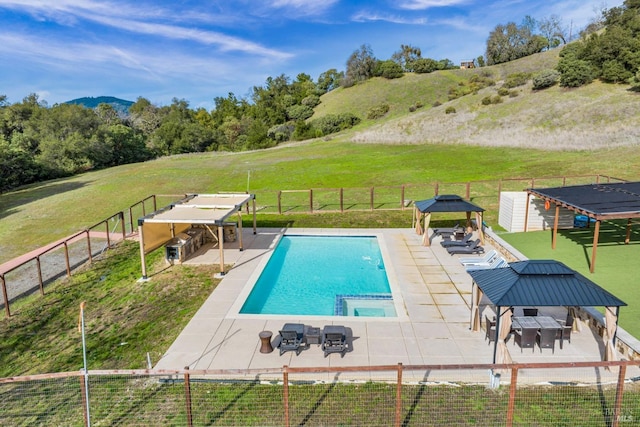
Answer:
511, 315, 566, 348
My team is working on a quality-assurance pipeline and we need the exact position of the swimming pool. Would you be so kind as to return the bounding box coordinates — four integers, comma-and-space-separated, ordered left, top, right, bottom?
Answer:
239, 235, 397, 317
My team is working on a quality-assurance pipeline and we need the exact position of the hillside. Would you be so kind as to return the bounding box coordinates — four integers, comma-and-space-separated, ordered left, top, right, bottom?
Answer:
315, 49, 640, 151
65, 96, 133, 115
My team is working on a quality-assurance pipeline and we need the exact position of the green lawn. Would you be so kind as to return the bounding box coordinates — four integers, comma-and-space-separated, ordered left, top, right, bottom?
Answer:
497, 220, 640, 335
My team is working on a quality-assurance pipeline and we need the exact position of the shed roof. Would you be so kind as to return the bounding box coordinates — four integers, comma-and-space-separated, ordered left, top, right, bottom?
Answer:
468, 260, 626, 307
414, 194, 484, 213
527, 181, 640, 220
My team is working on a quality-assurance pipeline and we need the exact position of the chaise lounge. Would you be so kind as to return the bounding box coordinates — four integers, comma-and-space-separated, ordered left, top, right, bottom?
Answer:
321, 325, 348, 357
446, 239, 484, 255
278, 323, 306, 356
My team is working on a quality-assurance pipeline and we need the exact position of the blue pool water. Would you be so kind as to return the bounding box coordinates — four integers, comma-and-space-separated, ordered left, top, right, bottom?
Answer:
239, 235, 394, 316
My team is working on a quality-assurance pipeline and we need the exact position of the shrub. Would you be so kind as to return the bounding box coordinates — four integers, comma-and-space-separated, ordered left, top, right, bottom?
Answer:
375, 60, 404, 79
600, 60, 633, 83
367, 103, 390, 119
503, 72, 532, 88
497, 87, 510, 96
286, 105, 314, 121
491, 95, 503, 104
445, 106, 456, 114
532, 69, 560, 90
432, 100, 442, 107
267, 123, 294, 142
309, 113, 361, 135
557, 58, 595, 87
481, 96, 492, 105
508, 90, 519, 98
301, 95, 321, 108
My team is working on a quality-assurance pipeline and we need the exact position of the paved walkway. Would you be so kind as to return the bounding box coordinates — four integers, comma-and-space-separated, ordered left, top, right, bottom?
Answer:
154, 228, 639, 384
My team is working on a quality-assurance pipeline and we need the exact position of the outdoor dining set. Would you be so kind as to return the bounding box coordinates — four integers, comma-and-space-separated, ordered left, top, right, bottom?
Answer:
259, 323, 350, 357
485, 309, 574, 353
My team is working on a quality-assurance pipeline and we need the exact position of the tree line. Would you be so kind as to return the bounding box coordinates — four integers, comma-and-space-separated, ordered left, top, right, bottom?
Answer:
2, 1, 639, 192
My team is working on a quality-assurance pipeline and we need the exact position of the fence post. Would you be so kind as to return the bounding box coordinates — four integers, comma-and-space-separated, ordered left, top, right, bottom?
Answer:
120, 212, 126, 240
64, 242, 71, 277
86, 230, 93, 264
309, 189, 313, 213
1, 274, 10, 317
79, 373, 90, 427
36, 257, 44, 295
340, 188, 344, 213
395, 363, 403, 427
434, 183, 439, 196
370, 187, 374, 211
278, 191, 282, 214
283, 365, 290, 427
184, 367, 193, 427
465, 182, 470, 200
612, 364, 627, 427
401, 186, 405, 210
506, 367, 518, 427
105, 221, 111, 249
152, 194, 157, 211
128, 207, 134, 235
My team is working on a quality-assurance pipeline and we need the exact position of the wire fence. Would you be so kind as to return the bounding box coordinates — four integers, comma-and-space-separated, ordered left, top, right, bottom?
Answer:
0, 174, 626, 318
1, 361, 638, 426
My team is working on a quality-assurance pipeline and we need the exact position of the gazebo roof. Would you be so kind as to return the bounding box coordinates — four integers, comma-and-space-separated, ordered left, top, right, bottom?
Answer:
468, 260, 626, 307
414, 194, 484, 213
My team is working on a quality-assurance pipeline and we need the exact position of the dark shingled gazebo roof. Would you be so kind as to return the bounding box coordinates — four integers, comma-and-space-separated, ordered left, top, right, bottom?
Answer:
468, 260, 626, 308
414, 194, 484, 213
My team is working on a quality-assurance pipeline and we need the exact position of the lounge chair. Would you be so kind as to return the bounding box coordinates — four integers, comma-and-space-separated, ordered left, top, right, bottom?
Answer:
465, 257, 508, 271
556, 315, 573, 349
278, 323, 305, 356
537, 328, 556, 353
321, 325, 348, 357
440, 233, 473, 248
459, 249, 498, 266
514, 327, 537, 352
447, 240, 484, 255
485, 315, 496, 344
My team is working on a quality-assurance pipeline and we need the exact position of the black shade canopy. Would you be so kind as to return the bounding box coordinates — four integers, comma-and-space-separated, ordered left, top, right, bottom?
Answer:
468, 260, 626, 308
414, 194, 484, 213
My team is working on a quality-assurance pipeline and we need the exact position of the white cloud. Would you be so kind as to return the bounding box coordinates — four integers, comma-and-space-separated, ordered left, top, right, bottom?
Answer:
398, 0, 470, 11
267, 0, 339, 15
351, 11, 427, 25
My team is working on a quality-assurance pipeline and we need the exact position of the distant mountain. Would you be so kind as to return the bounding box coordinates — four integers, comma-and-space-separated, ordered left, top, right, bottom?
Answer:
65, 96, 134, 116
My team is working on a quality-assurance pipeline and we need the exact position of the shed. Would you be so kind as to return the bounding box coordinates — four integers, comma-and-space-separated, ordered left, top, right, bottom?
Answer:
468, 260, 626, 364
413, 195, 485, 246
526, 181, 640, 272
137, 193, 256, 278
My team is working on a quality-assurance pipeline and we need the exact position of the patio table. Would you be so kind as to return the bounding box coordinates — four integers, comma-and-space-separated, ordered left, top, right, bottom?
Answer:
511, 316, 539, 330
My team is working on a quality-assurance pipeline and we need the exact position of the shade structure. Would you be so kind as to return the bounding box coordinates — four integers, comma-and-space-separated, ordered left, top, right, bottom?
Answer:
413, 195, 485, 246
137, 193, 256, 278
526, 181, 640, 272
468, 259, 626, 363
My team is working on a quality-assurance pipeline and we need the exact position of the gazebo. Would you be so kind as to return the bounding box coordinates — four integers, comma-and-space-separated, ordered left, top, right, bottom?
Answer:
468, 260, 626, 365
526, 181, 640, 272
137, 193, 256, 278
413, 195, 485, 246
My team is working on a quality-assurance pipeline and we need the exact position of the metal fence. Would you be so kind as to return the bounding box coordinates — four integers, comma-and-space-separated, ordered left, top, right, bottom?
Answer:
0, 174, 625, 318
1, 361, 638, 426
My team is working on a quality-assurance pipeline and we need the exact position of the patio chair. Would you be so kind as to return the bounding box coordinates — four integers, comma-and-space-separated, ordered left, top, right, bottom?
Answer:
523, 308, 538, 317
514, 327, 537, 352
459, 249, 498, 265
537, 328, 556, 353
556, 315, 574, 349
278, 323, 305, 356
321, 325, 348, 357
465, 257, 508, 271
447, 240, 484, 255
433, 223, 460, 236
440, 233, 473, 248
485, 315, 496, 344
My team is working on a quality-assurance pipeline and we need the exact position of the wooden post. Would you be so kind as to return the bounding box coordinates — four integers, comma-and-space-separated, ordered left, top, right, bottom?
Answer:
128, 207, 134, 235
340, 188, 344, 213
400, 186, 405, 210
36, 257, 44, 295
562, 176, 567, 186
506, 367, 518, 427
465, 182, 470, 200
283, 366, 290, 427
184, 367, 193, 427
309, 189, 313, 213
395, 363, 403, 427
625, 218, 632, 244
552, 205, 560, 249
152, 194, 157, 211
1, 275, 10, 318
86, 230, 93, 264
63, 242, 71, 277
120, 212, 126, 240
278, 191, 282, 214
612, 364, 627, 427
590, 220, 601, 273
370, 187, 374, 211
105, 221, 111, 249
434, 183, 439, 196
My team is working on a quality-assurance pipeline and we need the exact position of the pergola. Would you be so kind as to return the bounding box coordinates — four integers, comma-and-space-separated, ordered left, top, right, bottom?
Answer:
468, 260, 626, 365
137, 193, 256, 278
413, 194, 485, 246
526, 181, 640, 272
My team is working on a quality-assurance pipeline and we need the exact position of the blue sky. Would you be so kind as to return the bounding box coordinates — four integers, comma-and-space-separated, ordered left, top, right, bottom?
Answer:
0, 0, 622, 109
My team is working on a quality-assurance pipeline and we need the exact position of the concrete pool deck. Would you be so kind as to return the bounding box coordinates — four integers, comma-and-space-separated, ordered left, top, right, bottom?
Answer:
154, 228, 639, 383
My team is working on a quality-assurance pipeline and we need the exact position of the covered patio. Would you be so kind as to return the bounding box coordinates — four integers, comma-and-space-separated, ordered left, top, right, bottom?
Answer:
137, 193, 256, 278
526, 181, 640, 272
468, 259, 627, 365
413, 194, 485, 246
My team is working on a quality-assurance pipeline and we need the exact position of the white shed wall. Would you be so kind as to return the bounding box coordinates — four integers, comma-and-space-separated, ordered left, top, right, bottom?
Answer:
499, 191, 574, 232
